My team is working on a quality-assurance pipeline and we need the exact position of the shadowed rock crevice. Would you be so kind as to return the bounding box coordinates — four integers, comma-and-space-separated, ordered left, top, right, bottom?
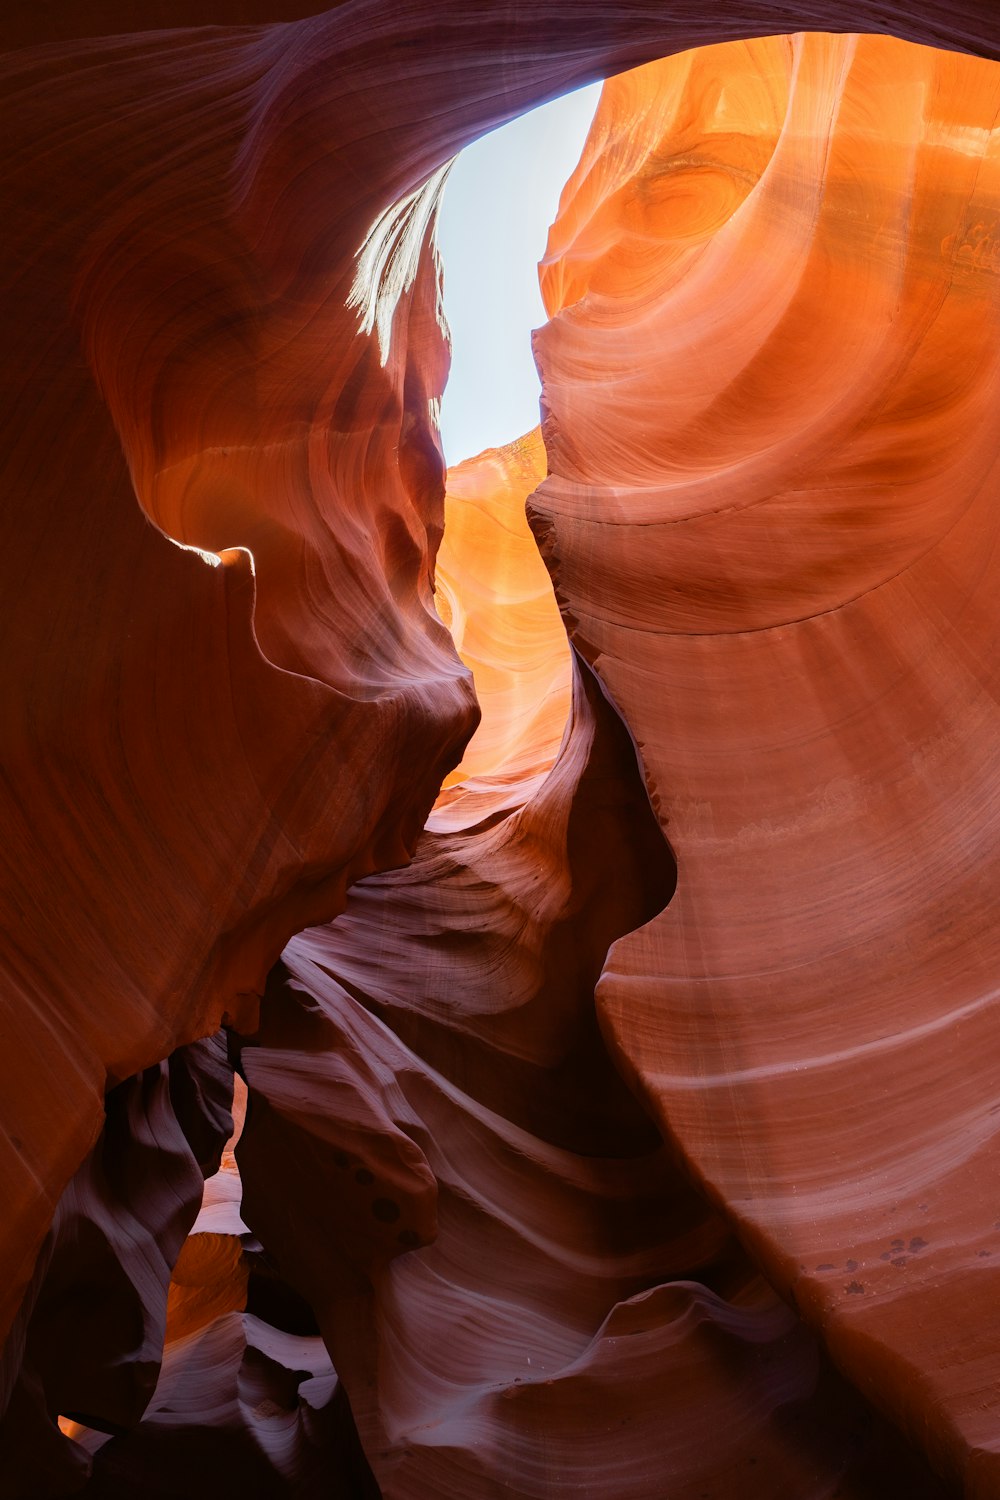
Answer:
0, 1036, 234, 1497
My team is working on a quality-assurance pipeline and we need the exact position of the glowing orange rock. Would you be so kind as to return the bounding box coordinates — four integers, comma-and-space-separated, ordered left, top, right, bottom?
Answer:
434, 429, 570, 805
535, 31, 1000, 1487
2, 2, 1000, 1496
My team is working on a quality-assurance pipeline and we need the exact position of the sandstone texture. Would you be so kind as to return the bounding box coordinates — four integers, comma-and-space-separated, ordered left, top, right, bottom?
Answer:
434, 430, 570, 802
534, 32, 1000, 1490
1, 2, 999, 1497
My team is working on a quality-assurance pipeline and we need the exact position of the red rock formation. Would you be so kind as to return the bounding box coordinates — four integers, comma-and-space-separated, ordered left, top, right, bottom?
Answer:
1, 2, 1000, 1497
433, 430, 570, 808
230, 662, 950, 1498
0, 5, 478, 1372
57, 1073, 380, 1497
534, 29, 1000, 1494
0, 1036, 233, 1495
75, 1312, 370, 1499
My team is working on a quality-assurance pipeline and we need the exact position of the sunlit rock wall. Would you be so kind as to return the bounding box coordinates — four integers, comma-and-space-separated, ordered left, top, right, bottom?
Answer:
433, 429, 570, 806
1, 1, 1000, 1497
535, 30, 1000, 1494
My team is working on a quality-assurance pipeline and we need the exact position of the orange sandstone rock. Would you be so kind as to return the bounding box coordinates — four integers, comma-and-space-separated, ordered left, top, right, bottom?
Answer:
2, 3, 1000, 1497
534, 30, 1000, 1489
434, 429, 570, 804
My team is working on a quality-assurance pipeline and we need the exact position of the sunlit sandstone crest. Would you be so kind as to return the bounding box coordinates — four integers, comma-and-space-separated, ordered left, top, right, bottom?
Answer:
1, 5, 1000, 1498
433, 428, 571, 801
535, 28, 1000, 1492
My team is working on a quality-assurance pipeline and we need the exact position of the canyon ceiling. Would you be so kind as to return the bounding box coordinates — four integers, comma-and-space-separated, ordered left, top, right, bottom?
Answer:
2, 1, 1000, 1496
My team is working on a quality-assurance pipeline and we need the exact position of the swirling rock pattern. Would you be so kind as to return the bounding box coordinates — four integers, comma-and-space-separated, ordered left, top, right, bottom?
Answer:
0, 2, 479, 1368
1, 1, 1000, 1497
77, 1310, 369, 1500
234, 660, 948, 1499
0, 1035, 233, 1496
534, 29, 1000, 1495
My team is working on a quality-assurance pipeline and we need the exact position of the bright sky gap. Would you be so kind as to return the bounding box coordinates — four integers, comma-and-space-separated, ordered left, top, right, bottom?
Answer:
436, 83, 602, 467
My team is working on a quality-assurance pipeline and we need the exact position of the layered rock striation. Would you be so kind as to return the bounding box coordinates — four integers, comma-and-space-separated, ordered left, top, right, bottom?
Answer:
534, 31, 1000, 1490
1, 2, 1000, 1498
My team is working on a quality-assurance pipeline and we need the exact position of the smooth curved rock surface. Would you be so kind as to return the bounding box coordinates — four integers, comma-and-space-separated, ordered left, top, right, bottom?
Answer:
0, 5, 480, 1364
235, 659, 948, 1499
3, 0, 1000, 1365
2, 1, 1000, 1497
0, 1035, 234, 1497
434, 429, 570, 802
76, 1313, 368, 1500
533, 29, 1000, 1493
57, 1072, 379, 1498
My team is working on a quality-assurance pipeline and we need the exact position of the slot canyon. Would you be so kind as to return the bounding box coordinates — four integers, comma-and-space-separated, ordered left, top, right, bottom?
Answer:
2, 3, 1000, 1496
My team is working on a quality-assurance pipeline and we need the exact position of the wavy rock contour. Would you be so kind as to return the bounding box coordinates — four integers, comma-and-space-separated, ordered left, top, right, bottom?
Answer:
534, 29, 1000, 1493
2, 2, 1000, 1498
